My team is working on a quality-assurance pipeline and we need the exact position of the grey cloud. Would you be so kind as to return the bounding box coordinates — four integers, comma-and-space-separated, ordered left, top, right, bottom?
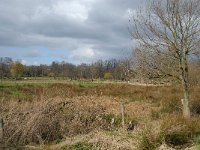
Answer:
0, 0, 144, 63
24, 50, 41, 58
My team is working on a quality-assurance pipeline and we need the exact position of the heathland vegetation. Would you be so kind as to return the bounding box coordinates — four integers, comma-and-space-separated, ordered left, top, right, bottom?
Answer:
0, 0, 200, 149
0, 82, 200, 149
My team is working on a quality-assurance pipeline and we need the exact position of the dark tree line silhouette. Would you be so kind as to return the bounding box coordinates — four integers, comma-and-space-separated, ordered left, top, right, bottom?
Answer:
0, 57, 132, 81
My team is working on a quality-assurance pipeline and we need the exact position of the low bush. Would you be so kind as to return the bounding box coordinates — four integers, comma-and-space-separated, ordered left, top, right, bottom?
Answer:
138, 114, 200, 149
138, 126, 163, 150
161, 114, 200, 148
2, 96, 111, 146
3, 100, 64, 145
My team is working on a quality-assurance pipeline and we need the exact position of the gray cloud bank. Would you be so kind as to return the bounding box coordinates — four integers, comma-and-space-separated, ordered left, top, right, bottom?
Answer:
0, 0, 143, 64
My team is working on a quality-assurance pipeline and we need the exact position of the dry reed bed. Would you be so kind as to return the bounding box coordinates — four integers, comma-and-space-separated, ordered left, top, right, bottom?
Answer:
1, 95, 148, 146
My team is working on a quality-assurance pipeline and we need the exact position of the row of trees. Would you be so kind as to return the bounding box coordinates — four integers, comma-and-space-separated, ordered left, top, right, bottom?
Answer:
0, 58, 132, 81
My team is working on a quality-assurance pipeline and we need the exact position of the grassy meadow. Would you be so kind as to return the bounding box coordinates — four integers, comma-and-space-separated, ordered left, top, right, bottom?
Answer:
0, 79, 200, 150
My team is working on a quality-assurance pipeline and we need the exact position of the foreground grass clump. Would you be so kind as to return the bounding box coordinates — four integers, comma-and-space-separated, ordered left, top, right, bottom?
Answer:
138, 126, 162, 150
138, 114, 200, 149
139, 113, 200, 150
161, 114, 200, 148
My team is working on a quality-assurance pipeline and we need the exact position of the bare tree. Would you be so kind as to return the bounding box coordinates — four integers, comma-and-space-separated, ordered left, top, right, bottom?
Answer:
130, 0, 200, 117
133, 46, 179, 83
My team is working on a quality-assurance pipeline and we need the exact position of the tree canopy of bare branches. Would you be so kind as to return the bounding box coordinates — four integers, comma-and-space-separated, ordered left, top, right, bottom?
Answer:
130, 0, 200, 117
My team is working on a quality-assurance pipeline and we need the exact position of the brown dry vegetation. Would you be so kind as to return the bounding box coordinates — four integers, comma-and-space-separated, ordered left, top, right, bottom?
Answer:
0, 82, 200, 149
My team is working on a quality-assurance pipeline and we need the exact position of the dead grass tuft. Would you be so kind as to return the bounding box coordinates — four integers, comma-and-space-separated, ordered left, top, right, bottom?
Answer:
161, 114, 200, 148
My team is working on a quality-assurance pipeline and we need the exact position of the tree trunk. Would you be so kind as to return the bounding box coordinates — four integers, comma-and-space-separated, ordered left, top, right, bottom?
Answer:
181, 76, 190, 118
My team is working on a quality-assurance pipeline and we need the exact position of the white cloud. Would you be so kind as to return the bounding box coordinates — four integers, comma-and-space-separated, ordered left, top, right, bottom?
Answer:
85, 48, 95, 57
53, 0, 90, 21
21, 59, 27, 65
70, 45, 98, 63
72, 46, 95, 57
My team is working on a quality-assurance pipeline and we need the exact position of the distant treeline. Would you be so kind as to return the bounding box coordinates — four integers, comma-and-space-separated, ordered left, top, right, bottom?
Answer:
1, 57, 199, 85
0, 57, 132, 80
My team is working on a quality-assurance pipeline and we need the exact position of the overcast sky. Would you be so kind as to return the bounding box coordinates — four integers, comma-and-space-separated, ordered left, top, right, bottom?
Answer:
0, 0, 144, 65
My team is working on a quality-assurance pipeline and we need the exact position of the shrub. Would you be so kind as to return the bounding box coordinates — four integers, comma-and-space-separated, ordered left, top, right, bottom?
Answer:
138, 126, 163, 150
3, 100, 64, 145
161, 114, 200, 148
104, 72, 113, 80
2, 96, 113, 146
